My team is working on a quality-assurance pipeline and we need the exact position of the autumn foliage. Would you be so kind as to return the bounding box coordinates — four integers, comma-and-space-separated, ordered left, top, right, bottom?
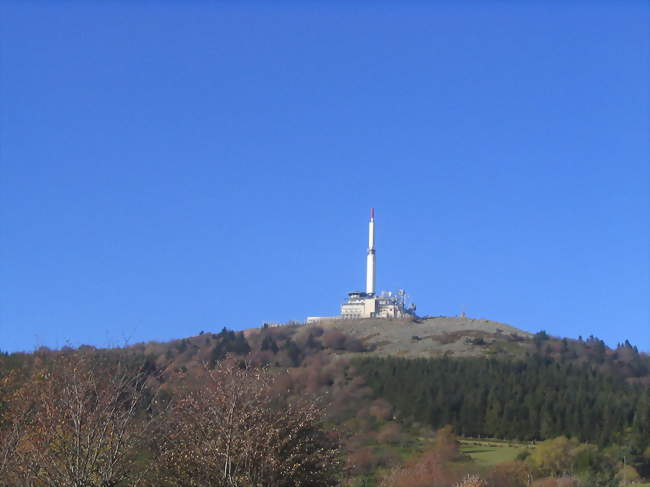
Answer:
379, 426, 463, 487
1, 351, 157, 486
155, 359, 340, 486
0, 352, 339, 486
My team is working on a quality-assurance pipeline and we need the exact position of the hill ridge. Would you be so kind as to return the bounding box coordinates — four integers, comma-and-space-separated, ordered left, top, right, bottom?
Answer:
307, 316, 532, 358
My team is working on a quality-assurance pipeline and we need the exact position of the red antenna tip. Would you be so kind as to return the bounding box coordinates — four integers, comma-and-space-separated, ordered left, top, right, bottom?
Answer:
371, 208, 375, 219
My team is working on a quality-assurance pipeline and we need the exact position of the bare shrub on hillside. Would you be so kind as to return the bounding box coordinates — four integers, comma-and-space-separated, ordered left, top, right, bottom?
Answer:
4, 351, 158, 486
322, 330, 347, 350
344, 335, 365, 352
309, 325, 324, 337
486, 460, 531, 487
377, 422, 404, 445
285, 353, 334, 393
264, 326, 292, 342
0, 369, 32, 485
328, 386, 374, 424
379, 451, 459, 487
433, 424, 461, 460
347, 447, 380, 475
377, 448, 401, 469
301, 354, 335, 391
248, 349, 275, 366
155, 359, 340, 486
379, 426, 462, 487
369, 398, 393, 421
455, 475, 488, 487
353, 406, 374, 429
319, 329, 365, 352
293, 326, 324, 350
144, 340, 165, 357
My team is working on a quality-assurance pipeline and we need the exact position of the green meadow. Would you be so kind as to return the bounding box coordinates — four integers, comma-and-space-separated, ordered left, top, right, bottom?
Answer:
460, 439, 530, 467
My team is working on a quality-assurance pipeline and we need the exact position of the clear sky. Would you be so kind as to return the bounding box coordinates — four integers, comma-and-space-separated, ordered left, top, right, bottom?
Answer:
1, 2, 648, 353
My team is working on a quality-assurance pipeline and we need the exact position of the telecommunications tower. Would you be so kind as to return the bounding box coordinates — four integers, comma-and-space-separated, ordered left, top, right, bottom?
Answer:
306, 208, 416, 322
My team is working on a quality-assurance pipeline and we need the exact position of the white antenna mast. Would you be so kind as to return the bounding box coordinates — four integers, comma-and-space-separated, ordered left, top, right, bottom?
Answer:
366, 208, 376, 295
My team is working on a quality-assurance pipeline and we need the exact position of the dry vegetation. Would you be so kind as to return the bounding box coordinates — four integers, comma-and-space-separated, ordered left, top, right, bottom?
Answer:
0, 351, 339, 486
1, 317, 648, 486
311, 316, 532, 358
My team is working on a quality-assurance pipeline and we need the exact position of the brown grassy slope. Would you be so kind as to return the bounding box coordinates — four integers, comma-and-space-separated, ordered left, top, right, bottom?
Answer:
301, 316, 532, 358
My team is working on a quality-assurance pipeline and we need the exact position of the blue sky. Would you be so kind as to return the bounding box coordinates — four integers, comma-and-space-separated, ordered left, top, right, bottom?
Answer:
1, 2, 648, 352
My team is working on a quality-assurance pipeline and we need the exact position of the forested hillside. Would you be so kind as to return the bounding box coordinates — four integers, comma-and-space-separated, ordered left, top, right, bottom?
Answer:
2, 320, 650, 486
354, 355, 650, 448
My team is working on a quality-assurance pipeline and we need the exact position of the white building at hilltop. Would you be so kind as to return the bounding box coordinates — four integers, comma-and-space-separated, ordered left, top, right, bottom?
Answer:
307, 209, 416, 323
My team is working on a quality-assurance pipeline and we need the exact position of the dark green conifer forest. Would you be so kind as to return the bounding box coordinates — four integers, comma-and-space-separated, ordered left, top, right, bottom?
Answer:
354, 355, 650, 452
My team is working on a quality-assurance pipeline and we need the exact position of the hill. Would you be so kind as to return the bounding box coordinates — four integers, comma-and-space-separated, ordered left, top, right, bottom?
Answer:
2, 316, 649, 485
7, 315, 643, 384
312, 316, 531, 358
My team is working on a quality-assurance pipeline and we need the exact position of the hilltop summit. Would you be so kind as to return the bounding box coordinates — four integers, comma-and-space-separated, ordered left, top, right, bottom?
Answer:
307, 316, 532, 358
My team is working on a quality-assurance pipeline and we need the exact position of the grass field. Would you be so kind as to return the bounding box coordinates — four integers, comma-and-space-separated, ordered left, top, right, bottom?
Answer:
460, 440, 529, 467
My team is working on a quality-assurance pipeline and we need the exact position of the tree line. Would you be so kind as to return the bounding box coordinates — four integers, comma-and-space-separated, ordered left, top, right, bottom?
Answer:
353, 355, 649, 451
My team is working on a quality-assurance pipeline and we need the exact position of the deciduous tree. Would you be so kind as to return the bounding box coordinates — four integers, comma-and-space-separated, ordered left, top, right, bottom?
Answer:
9, 351, 158, 486
155, 359, 340, 486
0, 369, 32, 485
